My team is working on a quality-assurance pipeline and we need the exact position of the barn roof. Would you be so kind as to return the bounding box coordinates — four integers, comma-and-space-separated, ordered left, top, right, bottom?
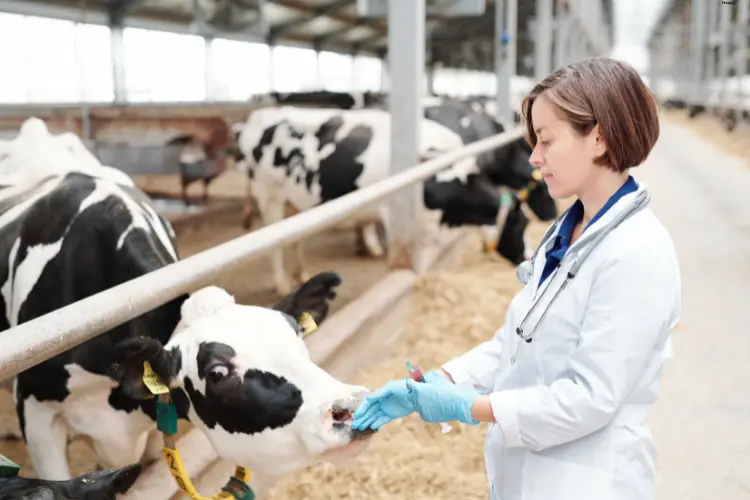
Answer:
3, 0, 614, 75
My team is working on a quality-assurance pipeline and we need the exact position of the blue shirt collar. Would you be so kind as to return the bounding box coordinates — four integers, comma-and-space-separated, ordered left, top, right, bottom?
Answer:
554, 175, 639, 248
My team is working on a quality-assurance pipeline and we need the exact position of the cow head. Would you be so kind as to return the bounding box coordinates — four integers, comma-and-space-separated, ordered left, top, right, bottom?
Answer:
110, 271, 376, 478
0, 464, 141, 500
423, 158, 535, 265
485, 123, 558, 222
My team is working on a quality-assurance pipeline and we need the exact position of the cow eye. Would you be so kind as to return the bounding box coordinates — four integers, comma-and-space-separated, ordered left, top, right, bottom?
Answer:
207, 364, 229, 382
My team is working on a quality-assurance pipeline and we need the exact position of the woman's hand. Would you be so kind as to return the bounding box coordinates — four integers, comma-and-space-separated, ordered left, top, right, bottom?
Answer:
423, 369, 455, 385
352, 378, 483, 431
404, 379, 481, 425
352, 379, 416, 431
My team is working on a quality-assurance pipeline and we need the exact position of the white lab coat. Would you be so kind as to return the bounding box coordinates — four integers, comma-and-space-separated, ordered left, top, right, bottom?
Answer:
442, 183, 682, 500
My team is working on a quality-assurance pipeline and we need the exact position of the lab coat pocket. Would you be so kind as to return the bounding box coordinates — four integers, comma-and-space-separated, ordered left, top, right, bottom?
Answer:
521, 452, 614, 500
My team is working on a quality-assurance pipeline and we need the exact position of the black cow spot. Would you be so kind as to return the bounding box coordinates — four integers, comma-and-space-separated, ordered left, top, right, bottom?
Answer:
315, 116, 345, 150
252, 124, 278, 163
15, 365, 70, 441
317, 125, 373, 203
184, 342, 303, 434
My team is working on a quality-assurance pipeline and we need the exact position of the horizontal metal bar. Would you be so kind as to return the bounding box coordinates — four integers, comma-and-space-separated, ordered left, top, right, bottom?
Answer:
0, 127, 524, 380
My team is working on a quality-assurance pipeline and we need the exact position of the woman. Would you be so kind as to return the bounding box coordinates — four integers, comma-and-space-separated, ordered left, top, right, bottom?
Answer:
351, 57, 682, 500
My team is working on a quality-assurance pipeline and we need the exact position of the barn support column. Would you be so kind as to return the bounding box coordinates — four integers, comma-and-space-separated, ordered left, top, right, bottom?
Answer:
111, 24, 127, 103
554, 7, 572, 68
690, 0, 707, 104
735, 0, 749, 122
718, 0, 731, 107
386, 0, 425, 272
204, 36, 214, 101
705, 0, 719, 106
495, 0, 517, 125
534, 0, 554, 80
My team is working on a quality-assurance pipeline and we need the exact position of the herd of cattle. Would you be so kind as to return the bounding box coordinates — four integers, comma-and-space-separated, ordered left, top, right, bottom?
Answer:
0, 89, 556, 498
233, 90, 556, 295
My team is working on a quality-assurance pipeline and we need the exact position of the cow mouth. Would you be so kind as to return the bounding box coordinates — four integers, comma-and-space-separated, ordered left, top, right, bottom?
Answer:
329, 400, 378, 441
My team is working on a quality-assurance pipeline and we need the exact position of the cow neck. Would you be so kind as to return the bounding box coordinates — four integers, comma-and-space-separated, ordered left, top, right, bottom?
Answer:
142, 362, 256, 500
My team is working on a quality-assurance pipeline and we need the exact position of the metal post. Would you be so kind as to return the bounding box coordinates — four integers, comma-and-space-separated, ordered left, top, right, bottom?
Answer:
735, 0, 749, 121
204, 36, 214, 101
507, 0, 518, 111
110, 24, 127, 103
718, 1, 731, 108
535, 0, 554, 80
554, 8, 571, 69
691, 0, 706, 105
706, 0, 719, 107
495, 0, 510, 123
387, 0, 424, 271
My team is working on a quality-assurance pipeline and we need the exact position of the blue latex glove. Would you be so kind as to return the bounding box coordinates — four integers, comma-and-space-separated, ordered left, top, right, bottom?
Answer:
404, 378, 481, 425
352, 377, 482, 430
423, 369, 454, 386
352, 379, 416, 431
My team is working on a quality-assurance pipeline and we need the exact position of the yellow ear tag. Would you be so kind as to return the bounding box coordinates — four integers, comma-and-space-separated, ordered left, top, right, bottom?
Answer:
531, 169, 543, 181
298, 312, 318, 338
143, 361, 170, 395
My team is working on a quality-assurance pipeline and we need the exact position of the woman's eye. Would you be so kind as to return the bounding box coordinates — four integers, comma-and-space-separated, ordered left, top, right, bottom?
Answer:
208, 365, 229, 381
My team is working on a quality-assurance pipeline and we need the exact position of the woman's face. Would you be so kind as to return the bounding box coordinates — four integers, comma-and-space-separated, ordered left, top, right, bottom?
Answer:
527, 94, 605, 199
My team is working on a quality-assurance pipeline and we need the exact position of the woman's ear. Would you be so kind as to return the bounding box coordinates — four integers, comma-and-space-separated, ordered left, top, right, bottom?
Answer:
591, 124, 607, 158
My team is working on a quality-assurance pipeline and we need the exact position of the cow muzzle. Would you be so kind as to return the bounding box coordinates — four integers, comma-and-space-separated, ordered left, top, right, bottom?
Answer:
327, 389, 378, 441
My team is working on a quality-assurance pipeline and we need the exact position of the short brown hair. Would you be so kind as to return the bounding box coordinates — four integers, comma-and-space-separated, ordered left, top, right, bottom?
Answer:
520, 57, 660, 172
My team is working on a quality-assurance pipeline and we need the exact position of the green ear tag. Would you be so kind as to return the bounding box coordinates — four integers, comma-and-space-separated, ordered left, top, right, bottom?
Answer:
156, 401, 178, 436
222, 477, 256, 500
0, 455, 20, 478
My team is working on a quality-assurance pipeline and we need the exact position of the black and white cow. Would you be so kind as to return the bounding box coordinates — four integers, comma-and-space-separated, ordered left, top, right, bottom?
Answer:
249, 90, 387, 110
0, 462, 141, 500
420, 97, 558, 263
235, 105, 495, 296
0, 119, 376, 493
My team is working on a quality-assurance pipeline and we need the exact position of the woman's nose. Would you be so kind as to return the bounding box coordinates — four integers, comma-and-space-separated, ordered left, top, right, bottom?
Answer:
529, 145, 543, 167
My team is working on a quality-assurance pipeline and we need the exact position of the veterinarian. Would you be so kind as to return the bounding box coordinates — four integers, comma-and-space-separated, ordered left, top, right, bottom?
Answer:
352, 57, 682, 500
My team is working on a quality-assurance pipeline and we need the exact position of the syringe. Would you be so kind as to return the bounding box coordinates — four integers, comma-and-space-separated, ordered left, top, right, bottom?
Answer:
406, 360, 452, 434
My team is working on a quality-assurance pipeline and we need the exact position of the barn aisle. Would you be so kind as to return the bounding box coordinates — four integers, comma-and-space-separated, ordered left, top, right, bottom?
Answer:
636, 115, 750, 500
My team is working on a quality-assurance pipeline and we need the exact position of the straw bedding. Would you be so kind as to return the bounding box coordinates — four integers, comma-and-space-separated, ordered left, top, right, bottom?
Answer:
268, 216, 553, 500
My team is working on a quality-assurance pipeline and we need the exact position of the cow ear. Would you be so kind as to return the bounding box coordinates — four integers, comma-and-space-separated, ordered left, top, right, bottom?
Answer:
271, 271, 342, 331
108, 337, 182, 400
70, 464, 142, 497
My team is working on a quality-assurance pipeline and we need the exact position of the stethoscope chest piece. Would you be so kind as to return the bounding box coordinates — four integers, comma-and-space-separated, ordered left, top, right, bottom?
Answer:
516, 260, 534, 284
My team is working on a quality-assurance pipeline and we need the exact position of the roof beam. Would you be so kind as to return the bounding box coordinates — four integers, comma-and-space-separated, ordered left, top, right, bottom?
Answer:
270, 0, 350, 36
270, 0, 386, 42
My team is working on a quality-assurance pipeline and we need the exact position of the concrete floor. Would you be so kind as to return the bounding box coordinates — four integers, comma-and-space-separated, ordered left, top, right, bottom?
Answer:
638, 120, 750, 499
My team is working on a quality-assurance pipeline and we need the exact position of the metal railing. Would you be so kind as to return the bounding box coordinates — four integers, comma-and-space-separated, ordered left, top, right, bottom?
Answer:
0, 127, 524, 380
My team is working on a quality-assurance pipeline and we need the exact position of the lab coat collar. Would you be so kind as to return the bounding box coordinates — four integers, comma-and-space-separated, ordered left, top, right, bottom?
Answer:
564, 177, 648, 253
529, 178, 649, 300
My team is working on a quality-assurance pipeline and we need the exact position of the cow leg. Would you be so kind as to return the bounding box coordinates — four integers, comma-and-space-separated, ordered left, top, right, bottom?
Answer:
242, 199, 255, 230
361, 223, 385, 258
354, 226, 369, 256
22, 396, 71, 480
291, 241, 310, 284
259, 199, 293, 296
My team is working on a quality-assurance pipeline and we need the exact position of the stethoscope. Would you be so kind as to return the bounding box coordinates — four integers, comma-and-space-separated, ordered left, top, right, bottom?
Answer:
513, 189, 652, 345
